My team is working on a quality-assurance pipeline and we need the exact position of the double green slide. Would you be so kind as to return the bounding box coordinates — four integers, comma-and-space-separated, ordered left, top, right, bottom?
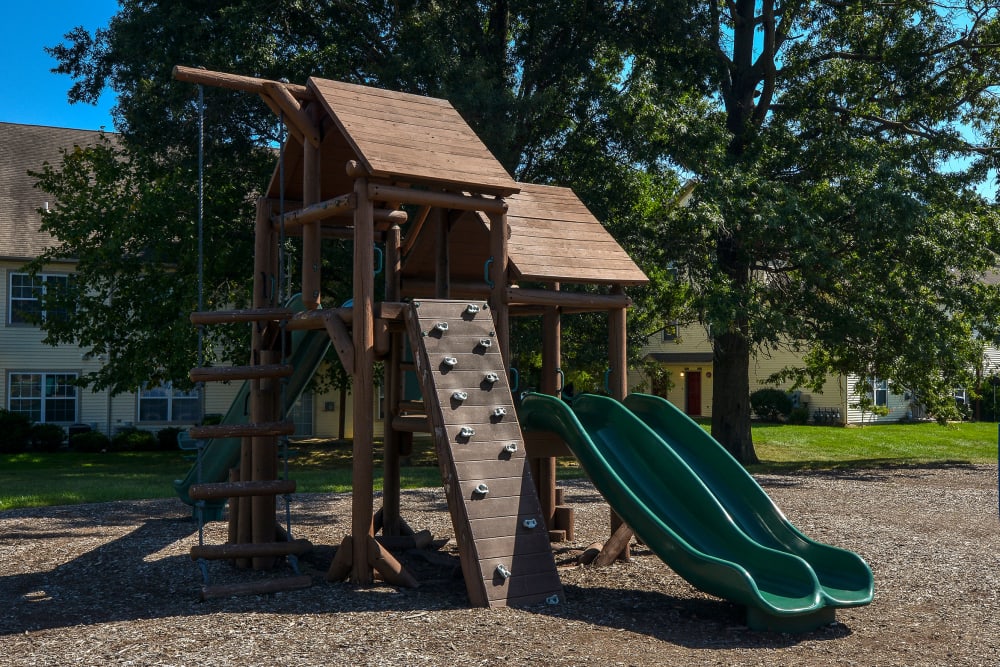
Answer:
173, 295, 331, 518
519, 392, 873, 632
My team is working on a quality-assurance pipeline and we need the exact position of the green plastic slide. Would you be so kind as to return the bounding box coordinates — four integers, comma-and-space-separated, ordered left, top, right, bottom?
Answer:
518, 392, 873, 631
173, 295, 331, 516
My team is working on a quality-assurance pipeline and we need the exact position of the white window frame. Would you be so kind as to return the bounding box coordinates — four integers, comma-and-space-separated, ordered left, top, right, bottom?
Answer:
138, 382, 202, 423
8, 272, 69, 325
7, 372, 79, 423
874, 378, 888, 407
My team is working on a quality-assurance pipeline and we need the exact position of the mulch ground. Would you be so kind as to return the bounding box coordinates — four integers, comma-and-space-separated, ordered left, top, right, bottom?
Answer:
1, 464, 998, 666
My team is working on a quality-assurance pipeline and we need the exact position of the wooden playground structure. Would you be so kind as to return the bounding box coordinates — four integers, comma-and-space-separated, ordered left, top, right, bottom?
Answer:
174, 66, 648, 606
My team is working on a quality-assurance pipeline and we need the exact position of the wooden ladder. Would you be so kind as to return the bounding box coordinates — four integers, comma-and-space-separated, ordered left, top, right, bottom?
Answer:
405, 299, 563, 607
187, 306, 313, 599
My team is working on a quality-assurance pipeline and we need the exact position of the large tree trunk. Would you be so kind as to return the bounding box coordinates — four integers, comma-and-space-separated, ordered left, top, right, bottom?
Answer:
711, 331, 759, 464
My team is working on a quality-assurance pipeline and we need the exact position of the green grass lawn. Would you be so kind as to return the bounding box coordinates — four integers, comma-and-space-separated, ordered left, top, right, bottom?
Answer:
1, 420, 996, 511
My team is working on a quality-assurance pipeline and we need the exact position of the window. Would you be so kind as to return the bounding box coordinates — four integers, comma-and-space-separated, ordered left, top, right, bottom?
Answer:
9, 273, 69, 324
289, 391, 313, 436
8, 372, 78, 422
954, 388, 967, 405
139, 382, 201, 422
661, 322, 680, 341
873, 378, 888, 407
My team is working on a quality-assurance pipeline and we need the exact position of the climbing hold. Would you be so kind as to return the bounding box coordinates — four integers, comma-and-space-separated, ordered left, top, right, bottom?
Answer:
492, 407, 507, 418
546, 594, 560, 605
496, 564, 512, 580
452, 391, 468, 402
478, 338, 493, 349
459, 426, 475, 439
484, 372, 500, 384
433, 321, 449, 333
475, 483, 489, 495
522, 518, 537, 529
465, 304, 480, 315
443, 356, 458, 368
504, 442, 518, 454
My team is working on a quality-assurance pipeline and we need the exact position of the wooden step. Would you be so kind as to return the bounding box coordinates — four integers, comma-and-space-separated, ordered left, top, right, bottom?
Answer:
190, 363, 294, 383
189, 479, 297, 501
391, 415, 431, 433
189, 420, 295, 440
190, 307, 293, 325
190, 538, 313, 561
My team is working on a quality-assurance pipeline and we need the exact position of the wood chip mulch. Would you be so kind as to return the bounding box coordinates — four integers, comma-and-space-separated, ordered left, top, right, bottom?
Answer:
1, 464, 998, 666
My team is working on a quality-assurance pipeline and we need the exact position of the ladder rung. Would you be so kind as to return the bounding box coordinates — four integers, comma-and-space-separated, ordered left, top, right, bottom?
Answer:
189, 421, 295, 440
189, 479, 297, 501
190, 364, 294, 383
190, 307, 293, 325
191, 539, 313, 561
397, 400, 425, 413
391, 415, 431, 433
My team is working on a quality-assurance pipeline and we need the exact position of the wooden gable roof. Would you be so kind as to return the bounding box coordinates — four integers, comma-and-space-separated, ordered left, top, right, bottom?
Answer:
308, 78, 518, 196
401, 182, 647, 287
505, 183, 647, 285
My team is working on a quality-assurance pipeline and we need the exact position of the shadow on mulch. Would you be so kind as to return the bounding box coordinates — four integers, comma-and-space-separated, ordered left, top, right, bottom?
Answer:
1, 507, 852, 652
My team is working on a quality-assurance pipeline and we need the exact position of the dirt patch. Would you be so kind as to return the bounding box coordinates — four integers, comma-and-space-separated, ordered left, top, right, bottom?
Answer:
1, 464, 998, 666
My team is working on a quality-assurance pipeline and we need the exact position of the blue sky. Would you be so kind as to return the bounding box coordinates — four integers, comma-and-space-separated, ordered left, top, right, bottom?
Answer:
0, 1, 119, 131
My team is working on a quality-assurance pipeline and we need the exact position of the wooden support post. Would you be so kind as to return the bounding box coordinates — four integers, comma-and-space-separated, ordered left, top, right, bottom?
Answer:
383, 225, 403, 538
434, 207, 450, 298
302, 105, 322, 310
350, 161, 376, 584
251, 348, 280, 569
539, 290, 560, 535
604, 286, 633, 562
487, 204, 510, 364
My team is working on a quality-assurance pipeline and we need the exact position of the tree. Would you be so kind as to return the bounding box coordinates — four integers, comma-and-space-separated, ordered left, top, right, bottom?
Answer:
633, 1, 1000, 461
39, 0, 692, 395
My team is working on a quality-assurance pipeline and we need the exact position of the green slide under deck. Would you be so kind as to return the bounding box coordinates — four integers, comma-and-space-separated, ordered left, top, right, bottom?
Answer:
173, 296, 331, 518
518, 392, 873, 632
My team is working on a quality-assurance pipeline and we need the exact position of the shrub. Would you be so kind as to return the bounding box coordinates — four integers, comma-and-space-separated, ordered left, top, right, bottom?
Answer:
30, 423, 66, 452
156, 426, 183, 451
112, 426, 158, 452
750, 388, 793, 422
0, 409, 32, 453
787, 406, 810, 425
202, 413, 223, 425
71, 430, 111, 453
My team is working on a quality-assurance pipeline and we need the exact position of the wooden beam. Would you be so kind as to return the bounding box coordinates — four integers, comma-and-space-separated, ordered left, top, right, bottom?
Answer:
369, 183, 506, 214
322, 310, 355, 375
262, 81, 321, 148
173, 65, 314, 101
272, 193, 354, 231
400, 205, 431, 256
506, 287, 631, 310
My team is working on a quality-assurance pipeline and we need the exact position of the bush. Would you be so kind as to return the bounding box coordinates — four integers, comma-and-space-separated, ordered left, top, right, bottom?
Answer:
787, 406, 810, 425
0, 409, 32, 453
202, 413, 223, 425
156, 427, 183, 451
70, 430, 111, 453
30, 423, 66, 452
112, 426, 157, 452
750, 388, 793, 422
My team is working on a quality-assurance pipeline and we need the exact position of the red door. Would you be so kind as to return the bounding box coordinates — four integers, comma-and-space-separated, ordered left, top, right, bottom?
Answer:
685, 371, 702, 416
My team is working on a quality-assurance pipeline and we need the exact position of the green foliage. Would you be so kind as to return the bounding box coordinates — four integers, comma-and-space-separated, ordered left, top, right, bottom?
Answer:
112, 427, 158, 452
0, 410, 33, 454
750, 388, 793, 423
30, 424, 66, 452
70, 430, 112, 453
787, 407, 810, 426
